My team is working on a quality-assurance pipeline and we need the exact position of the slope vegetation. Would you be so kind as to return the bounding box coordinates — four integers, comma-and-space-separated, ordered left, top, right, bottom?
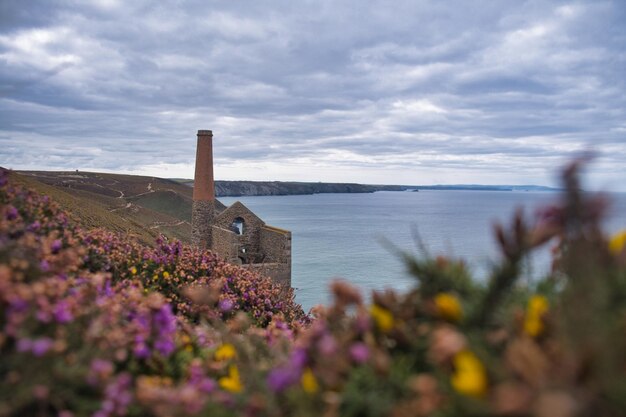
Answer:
11, 170, 207, 244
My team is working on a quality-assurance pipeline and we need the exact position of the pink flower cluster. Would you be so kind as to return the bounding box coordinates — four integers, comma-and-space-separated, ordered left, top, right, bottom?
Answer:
0, 168, 304, 416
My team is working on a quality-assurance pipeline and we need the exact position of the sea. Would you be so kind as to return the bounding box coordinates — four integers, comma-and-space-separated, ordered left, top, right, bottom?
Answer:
219, 191, 626, 312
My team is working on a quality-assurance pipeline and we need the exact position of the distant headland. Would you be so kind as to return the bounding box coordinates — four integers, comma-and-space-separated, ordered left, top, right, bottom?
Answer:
174, 179, 560, 196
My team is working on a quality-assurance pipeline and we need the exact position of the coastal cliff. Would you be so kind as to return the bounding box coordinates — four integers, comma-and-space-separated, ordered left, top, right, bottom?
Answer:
212, 181, 405, 196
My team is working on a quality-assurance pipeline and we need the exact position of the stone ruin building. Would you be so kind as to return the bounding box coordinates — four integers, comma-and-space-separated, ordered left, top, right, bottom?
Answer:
191, 130, 292, 287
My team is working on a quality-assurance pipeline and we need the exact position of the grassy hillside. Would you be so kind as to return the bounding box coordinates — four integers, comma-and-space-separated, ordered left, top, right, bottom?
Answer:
9, 171, 161, 243
10, 170, 217, 244
128, 190, 193, 222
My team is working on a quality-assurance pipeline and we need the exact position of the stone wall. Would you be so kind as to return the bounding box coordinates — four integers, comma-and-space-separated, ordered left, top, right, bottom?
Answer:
210, 203, 291, 286
213, 202, 265, 262
191, 200, 214, 249
244, 263, 291, 288
211, 226, 238, 262
260, 226, 291, 264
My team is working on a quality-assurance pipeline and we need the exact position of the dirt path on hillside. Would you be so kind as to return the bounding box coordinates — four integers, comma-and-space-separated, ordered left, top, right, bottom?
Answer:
149, 220, 188, 230
109, 202, 131, 212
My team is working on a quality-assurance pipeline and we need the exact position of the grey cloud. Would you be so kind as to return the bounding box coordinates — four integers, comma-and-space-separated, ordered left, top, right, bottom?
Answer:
0, 0, 625, 188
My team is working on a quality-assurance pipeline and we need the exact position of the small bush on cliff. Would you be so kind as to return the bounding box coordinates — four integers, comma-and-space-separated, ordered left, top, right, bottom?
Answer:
2, 161, 626, 417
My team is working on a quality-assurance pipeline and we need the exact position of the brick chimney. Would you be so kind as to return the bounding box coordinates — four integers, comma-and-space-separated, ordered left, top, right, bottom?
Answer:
191, 130, 215, 248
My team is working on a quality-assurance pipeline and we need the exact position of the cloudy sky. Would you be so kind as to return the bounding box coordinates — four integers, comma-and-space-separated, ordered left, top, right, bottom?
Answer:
1, 0, 625, 189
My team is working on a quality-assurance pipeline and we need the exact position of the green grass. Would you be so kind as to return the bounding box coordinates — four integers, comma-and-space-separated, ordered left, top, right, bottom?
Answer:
10, 171, 195, 244
128, 190, 192, 222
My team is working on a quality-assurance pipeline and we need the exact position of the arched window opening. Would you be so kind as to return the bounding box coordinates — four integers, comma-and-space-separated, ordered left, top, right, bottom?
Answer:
238, 246, 249, 265
231, 217, 245, 235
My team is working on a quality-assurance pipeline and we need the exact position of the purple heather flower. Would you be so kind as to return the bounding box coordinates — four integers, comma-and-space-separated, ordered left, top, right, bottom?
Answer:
153, 305, 176, 356
57, 213, 68, 226
267, 367, 300, 392
5, 205, 18, 220
27, 221, 41, 232
54, 301, 73, 323
9, 298, 28, 313
92, 358, 113, 374
32, 337, 54, 356
318, 334, 337, 355
266, 348, 308, 392
36, 309, 52, 323
51, 239, 62, 253
154, 338, 175, 357
154, 305, 176, 331
289, 348, 307, 369
218, 298, 234, 312
133, 336, 150, 359
349, 342, 370, 364
39, 260, 50, 272
104, 280, 113, 297
189, 362, 203, 383
198, 378, 216, 393
136, 313, 150, 329
95, 373, 133, 417
87, 359, 114, 385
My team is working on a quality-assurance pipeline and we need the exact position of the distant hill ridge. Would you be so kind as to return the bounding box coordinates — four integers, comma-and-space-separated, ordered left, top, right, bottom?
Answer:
176, 179, 558, 196
7, 169, 557, 246
175, 179, 406, 196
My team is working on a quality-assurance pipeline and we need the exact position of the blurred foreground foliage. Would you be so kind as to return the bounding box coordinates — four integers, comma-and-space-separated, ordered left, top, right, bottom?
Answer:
1, 161, 626, 417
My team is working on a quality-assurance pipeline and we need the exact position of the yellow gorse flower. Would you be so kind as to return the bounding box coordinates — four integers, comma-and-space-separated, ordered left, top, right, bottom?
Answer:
451, 350, 488, 398
609, 230, 626, 255
219, 365, 243, 393
140, 375, 173, 388
214, 343, 237, 361
301, 367, 319, 394
523, 295, 549, 337
130, 266, 137, 275
181, 334, 193, 352
162, 271, 170, 279
434, 292, 463, 322
369, 304, 395, 332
